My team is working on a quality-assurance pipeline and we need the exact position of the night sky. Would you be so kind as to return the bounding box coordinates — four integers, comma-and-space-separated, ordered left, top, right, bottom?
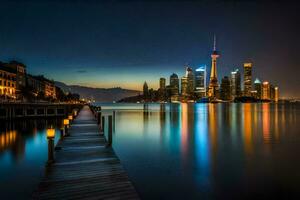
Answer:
0, 0, 299, 98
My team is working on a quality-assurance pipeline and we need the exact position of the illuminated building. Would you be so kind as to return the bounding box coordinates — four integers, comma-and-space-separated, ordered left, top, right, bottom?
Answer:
254, 78, 262, 99
230, 69, 241, 99
0, 65, 17, 99
194, 65, 206, 98
159, 77, 166, 101
181, 76, 188, 97
243, 62, 252, 96
170, 73, 179, 95
208, 35, 220, 99
262, 81, 270, 100
27, 75, 56, 99
181, 66, 194, 99
270, 84, 278, 102
220, 76, 231, 101
8, 61, 27, 90
185, 66, 194, 96
169, 73, 179, 101
274, 87, 279, 102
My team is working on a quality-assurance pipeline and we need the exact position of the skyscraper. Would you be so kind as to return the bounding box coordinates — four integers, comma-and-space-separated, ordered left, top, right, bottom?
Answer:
159, 77, 166, 101
194, 65, 206, 98
262, 81, 270, 100
230, 69, 241, 99
254, 78, 262, 99
220, 76, 231, 101
181, 76, 188, 97
185, 66, 194, 96
243, 62, 253, 96
208, 35, 220, 99
170, 73, 179, 96
274, 87, 279, 102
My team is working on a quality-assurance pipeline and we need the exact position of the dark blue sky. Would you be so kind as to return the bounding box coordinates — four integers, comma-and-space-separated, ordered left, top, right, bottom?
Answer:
0, 0, 299, 97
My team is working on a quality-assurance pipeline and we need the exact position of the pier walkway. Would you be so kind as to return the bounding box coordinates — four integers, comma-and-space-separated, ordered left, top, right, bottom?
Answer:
33, 105, 139, 199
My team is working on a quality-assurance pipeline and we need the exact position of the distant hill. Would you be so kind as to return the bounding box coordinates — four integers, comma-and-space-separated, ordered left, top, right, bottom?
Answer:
55, 81, 140, 102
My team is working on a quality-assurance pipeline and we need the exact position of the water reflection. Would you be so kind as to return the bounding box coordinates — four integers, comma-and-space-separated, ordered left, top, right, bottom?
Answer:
110, 103, 300, 199
0, 118, 62, 199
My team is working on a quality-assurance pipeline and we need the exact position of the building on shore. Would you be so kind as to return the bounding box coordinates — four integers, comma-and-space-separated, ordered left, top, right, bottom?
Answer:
208, 35, 220, 99
0, 64, 17, 99
243, 62, 253, 96
262, 81, 270, 100
230, 69, 241, 99
159, 77, 166, 101
274, 87, 279, 102
220, 76, 231, 101
194, 65, 206, 98
254, 78, 262, 99
181, 76, 188, 98
169, 73, 179, 101
27, 75, 56, 99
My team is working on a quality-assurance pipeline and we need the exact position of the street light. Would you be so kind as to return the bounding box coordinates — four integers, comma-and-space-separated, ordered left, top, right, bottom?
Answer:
46, 128, 55, 165
63, 119, 70, 136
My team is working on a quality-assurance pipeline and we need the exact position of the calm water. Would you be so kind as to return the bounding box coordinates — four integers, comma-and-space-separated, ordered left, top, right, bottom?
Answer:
0, 103, 299, 199
0, 119, 62, 199
99, 103, 300, 199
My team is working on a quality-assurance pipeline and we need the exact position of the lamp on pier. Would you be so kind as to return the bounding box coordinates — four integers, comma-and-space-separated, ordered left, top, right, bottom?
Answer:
46, 127, 55, 165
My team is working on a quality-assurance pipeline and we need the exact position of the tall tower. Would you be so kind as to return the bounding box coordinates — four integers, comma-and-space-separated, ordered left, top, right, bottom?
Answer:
243, 62, 253, 96
208, 35, 220, 98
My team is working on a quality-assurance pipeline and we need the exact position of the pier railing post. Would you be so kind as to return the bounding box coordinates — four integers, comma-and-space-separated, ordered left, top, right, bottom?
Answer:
107, 115, 113, 146
46, 128, 55, 165
101, 116, 105, 133
97, 111, 101, 125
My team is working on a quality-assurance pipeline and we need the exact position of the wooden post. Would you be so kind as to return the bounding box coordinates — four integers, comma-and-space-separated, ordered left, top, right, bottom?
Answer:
97, 112, 101, 125
47, 138, 55, 164
101, 116, 105, 133
113, 110, 116, 132
107, 115, 113, 146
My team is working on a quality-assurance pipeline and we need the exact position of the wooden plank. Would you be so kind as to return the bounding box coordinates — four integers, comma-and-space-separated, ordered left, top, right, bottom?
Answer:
32, 105, 139, 200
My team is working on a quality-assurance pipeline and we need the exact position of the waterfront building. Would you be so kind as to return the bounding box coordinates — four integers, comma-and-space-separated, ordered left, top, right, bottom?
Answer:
230, 69, 241, 99
170, 73, 179, 96
262, 81, 270, 100
274, 87, 279, 102
186, 66, 194, 96
208, 35, 220, 99
220, 76, 231, 101
8, 61, 26, 90
243, 62, 252, 96
254, 78, 262, 99
0, 64, 17, 99
27, 75, 56, 99
143, 81, 149, 100
159, 77, 166, 101
181, 76, 188, 97
169, 73, 179, 101
194, 65, 206, 98
270, 84, 275, 101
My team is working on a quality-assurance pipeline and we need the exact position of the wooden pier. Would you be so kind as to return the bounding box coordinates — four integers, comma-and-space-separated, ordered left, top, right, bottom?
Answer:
32, 105, 139, 199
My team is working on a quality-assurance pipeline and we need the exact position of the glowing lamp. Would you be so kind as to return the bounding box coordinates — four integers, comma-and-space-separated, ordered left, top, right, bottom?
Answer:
63, 119, 69, 126
73, 110, 78, 116
68, 115, 73, 120
47, 128, 55, 139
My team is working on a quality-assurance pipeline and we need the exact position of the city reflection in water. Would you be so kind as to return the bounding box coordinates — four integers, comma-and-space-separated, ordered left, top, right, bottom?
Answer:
1, 103, 299, 199
112, 103, 299, 199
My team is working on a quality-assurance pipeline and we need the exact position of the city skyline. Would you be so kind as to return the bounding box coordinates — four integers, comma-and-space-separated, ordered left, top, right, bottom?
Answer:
0, 0, 299, 98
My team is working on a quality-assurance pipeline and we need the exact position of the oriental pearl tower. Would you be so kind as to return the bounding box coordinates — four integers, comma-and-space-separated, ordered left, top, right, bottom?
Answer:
208, 35, 220, 99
